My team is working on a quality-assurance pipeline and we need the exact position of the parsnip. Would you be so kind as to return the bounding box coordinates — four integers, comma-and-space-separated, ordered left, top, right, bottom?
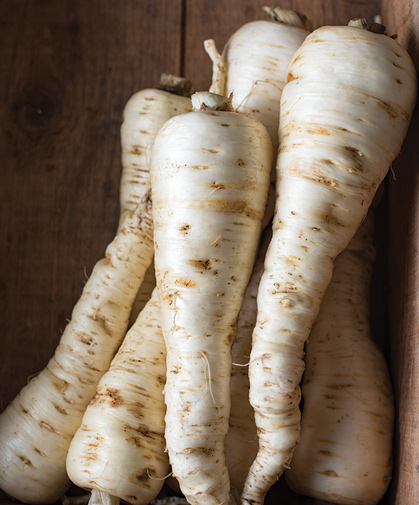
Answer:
226, 229, 271, 502
242, 21, 417, 505
285, 212, 394, 505
0, 194, 154, 504
118, 74, 192, 232
66, 289, 168, 505
150, 92, 272, 505
205, 7, 311, 153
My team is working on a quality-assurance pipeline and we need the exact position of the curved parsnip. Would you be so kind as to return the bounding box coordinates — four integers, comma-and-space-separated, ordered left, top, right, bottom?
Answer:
226, 230, 270, 502
0, 194, 154, 504
118, 75, 192, 232
205, 8, 310, 153
285, 213, 394, 505
151, 93, 272, 505
67, 289, 168, 505
242, 23, 417, 505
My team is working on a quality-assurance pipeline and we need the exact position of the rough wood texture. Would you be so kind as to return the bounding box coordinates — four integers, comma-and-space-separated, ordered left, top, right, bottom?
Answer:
0, 1, 417, 504
381, 2, 419, 504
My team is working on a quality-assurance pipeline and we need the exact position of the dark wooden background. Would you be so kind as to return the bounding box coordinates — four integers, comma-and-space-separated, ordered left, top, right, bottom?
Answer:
1, 1, 418, 504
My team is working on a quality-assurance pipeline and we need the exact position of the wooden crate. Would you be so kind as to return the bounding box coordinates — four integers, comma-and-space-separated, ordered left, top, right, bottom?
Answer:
0, 1, 417, 504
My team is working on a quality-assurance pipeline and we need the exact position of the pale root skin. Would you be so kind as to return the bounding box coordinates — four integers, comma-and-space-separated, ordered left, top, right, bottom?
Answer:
242, 26, 417, 505
66, 289, 168, 505
118, 88, 191, 232
205, 18, 309, 153
226, 230, 270, 502
285, 212, 394, 505
151, 103, 272, 505
164, 232, 271, 501
0, 195, 154, 504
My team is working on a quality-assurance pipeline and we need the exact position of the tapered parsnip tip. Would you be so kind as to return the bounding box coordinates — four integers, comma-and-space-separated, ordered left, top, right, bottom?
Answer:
263, 6, 313, 31
159, 73, 193, 96
191, 91, 233, 111
88, 490, 120, 505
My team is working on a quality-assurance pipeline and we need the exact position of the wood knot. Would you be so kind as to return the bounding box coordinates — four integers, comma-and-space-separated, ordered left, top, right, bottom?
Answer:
12, 86, 61, 139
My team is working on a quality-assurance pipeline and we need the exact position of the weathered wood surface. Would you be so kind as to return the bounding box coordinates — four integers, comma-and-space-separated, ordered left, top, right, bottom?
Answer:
0, 1, 417, 504
381, 2, 419, 504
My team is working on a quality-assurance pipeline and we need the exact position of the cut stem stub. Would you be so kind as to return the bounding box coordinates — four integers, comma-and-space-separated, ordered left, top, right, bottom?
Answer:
191, 91, 233, 112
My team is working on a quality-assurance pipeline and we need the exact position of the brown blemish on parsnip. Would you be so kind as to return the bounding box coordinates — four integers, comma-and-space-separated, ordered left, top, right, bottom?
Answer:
323, 211, 345, 228
130, 145, 144, 155
39, 420, 57, 433
136, 470, 150, 481
317, 449, 333, 456
328, 383, 353, 390
179, 224, 191, 234
322, 469, 339, 477
79, 334, 94, 346
174, 277, 196, 288
210, 182, 227, 190
374, 97, 404, 120
18, 455, 33, 467
207, 199, 259, 220
53, 403, 68, 415
306, 126, 330, 135
91, 388, 123, 407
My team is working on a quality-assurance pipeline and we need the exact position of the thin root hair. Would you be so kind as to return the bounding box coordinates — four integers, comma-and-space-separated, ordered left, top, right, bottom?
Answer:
210, 235, 222, 246
235, 80, 283, 112
147, 469, 173, 481
26, 370, 41, 383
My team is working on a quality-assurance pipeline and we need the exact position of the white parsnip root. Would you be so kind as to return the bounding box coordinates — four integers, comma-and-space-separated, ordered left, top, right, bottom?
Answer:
205, 7, 311, 153
285, 212, 394, 505
242, 22, 417, 505
151, 92, 272, 505
67, 289, 168, 505
226, 230, 271, 502
0, 194, 154, 504
118, 74, 192, 232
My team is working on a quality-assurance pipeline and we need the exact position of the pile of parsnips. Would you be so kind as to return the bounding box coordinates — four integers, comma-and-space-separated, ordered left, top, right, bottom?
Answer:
0, 8, 416, 505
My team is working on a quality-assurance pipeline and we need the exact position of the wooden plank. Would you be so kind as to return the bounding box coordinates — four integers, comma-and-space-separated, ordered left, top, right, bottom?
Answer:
381, 1, 419, 504
0, 0, 183, 408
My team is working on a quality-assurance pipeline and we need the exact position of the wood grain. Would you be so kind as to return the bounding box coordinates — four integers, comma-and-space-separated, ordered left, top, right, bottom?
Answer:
0, 1, 417, 504
381, 1, 419, 503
